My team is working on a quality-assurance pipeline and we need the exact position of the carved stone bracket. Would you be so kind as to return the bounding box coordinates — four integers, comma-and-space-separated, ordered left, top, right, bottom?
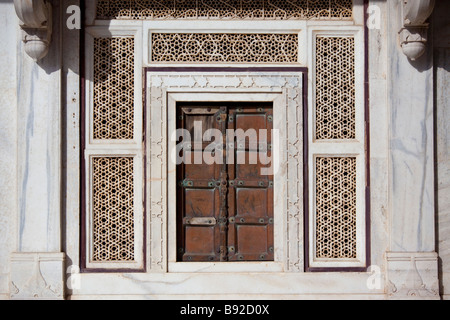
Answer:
399, 0, 435, 61
386, 252, 439, 300
14, 0, 53, 61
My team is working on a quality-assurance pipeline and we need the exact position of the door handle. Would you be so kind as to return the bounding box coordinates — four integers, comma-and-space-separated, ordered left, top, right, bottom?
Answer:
183, 217, 217, 226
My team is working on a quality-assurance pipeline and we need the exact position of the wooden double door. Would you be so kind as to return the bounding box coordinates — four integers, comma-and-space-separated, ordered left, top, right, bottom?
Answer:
177, 103, 274, 262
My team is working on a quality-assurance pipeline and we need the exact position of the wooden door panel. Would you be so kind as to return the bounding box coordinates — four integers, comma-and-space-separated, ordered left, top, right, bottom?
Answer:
177, 106, 224, 262
235, 150, 272, 183
236, 225, 270, 257
184, 226, 219, 261
235, 114, 271, 146
184, 189, 216, 217
235, 188, 268, 220
227, 104, 274, 262
177, 103, 274, 262
183, 151, 221, 182
183, 107, 221, 143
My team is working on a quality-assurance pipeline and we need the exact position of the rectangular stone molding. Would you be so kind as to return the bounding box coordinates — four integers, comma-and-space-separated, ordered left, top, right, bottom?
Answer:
10, 253, 65, 300
386, 252, 439, 300
147, 70, 304, 273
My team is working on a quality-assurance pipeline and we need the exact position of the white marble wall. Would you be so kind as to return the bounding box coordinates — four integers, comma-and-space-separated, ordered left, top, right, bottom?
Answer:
436, 48, 450, 299
383, 0, 439, 300
63, 0, 82, 281
0, 1, 18, 299
15, 5, 62, 253
8, 0, 65, 299
387, 0, 435, 253
0, 0, 447, 300
433, 0, 450, 300
368, 0, 389, 273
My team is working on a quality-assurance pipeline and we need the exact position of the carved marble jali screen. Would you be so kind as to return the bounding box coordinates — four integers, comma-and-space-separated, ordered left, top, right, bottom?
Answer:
315, 157, 357, 259
92, 157, 135, 262
315, 36, 355, 140
96, 0, 353, 20
151, 33, 299, 63
93, 37, 135, 140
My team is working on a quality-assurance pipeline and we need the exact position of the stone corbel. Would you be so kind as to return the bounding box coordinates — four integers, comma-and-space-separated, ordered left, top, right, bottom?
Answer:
399, 0, 435, 61
14, 0, 52, 61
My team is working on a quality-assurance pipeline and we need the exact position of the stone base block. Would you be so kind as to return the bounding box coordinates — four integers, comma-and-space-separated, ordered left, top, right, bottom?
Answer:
386, 252, 439, 300
10, 252, 65, 300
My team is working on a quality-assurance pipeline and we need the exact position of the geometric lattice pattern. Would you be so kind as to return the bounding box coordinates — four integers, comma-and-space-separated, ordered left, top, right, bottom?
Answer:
315, 36, 355, 139
315, 157, 356, 259
92, 157, 135, 261
94, 37, 134, 140
96, 0, 353, 20
151, 33, 298, 63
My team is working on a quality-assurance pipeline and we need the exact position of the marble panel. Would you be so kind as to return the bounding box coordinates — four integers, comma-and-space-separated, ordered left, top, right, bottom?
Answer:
0, 1, 18, 296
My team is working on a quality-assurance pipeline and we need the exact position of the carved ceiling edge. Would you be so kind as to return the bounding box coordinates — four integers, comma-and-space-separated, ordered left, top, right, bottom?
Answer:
14, 0, 52, 61
399, 0, 435, 61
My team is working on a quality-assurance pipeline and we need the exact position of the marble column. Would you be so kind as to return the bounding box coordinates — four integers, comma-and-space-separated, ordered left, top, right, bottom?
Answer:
0, 1, 18, 299
10, 0, 65, 300
433, 0, 450, 301
385, 0, 439, 300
